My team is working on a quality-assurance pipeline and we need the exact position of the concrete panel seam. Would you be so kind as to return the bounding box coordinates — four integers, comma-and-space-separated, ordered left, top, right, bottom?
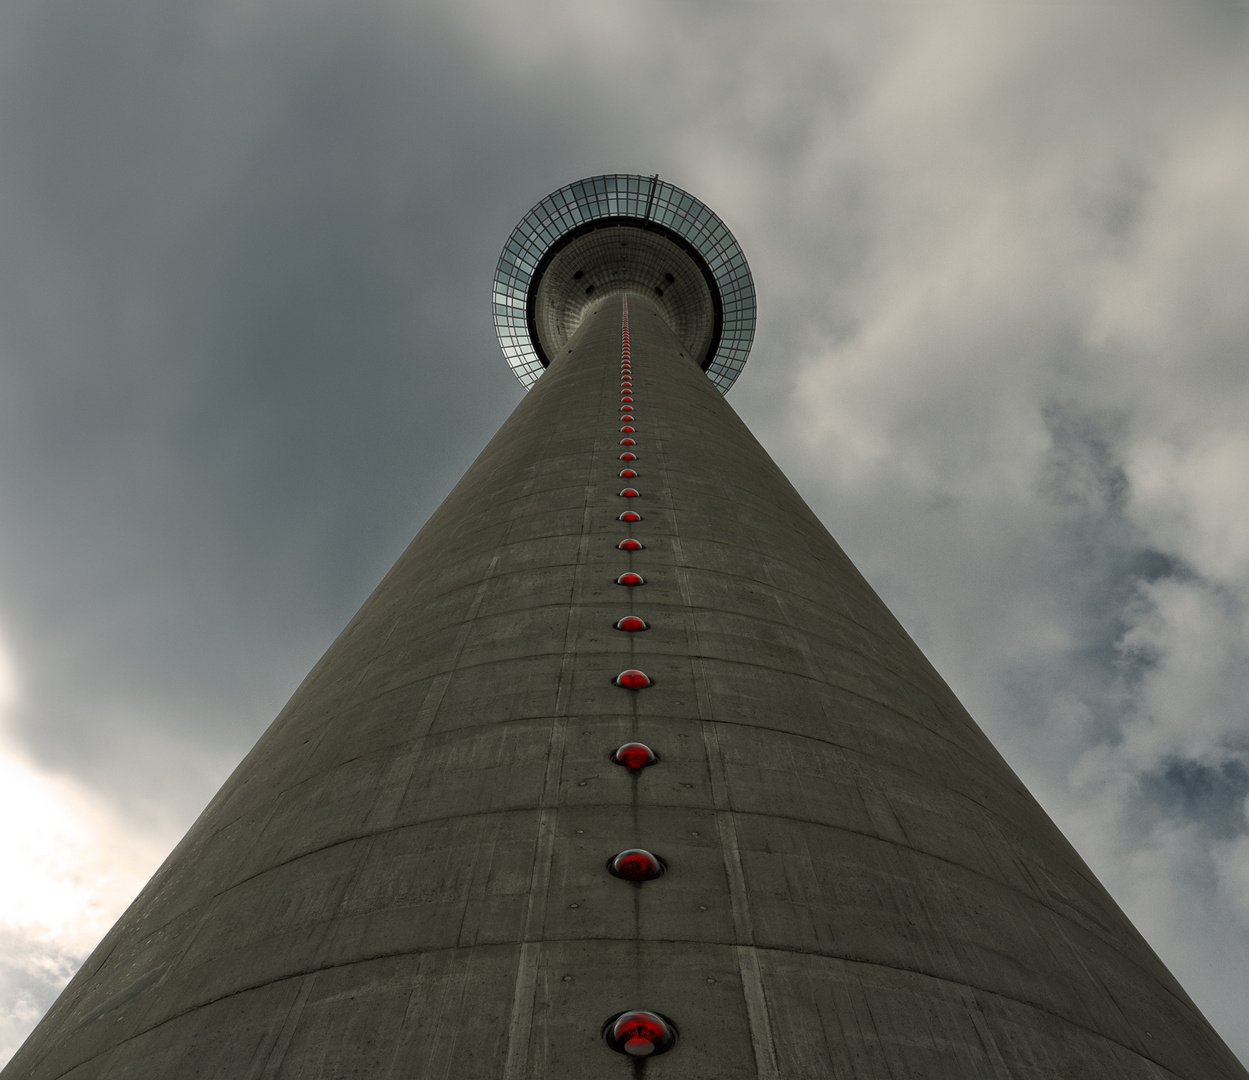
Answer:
666, 494, 779, 1079
502, 424, 598, 1080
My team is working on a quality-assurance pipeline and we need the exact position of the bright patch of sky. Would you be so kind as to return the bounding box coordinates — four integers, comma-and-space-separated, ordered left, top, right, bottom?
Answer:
0, 630, 165, 1063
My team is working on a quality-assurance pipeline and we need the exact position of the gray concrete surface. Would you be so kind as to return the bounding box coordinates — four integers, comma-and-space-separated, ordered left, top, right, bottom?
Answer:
5, 289, 1245, 1079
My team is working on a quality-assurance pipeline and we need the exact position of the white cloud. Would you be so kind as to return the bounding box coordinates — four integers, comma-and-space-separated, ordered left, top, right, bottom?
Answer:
0, 629, 166, 1066
698, 0, 1249, 1058
1128, 434, 1249, 583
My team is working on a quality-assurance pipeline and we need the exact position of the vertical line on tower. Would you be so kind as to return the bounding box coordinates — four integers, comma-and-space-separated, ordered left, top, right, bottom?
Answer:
501, 306, 610, 1080
649, 353, 781, 1080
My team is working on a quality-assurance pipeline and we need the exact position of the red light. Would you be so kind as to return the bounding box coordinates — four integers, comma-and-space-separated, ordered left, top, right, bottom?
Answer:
618, 488, 639, 498
604, 1011, 677, 1057
615, 615, 648, 631
618, 510, 641, 521
608, 848, 664, 881
619, 452, 636, 461
618, 470, 638, 479
620, 404, 632, 412
614, 668, 652, 688
613, 741, 657, 767
620, 426, 635, 433
617, 538, 643, 550
619, 438, 635, 446
621, 396, 633, 403
619, 416, 635, 423
616, 572, 644, 586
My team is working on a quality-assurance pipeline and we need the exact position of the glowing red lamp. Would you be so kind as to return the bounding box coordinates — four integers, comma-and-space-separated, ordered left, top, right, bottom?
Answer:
618, 469, 638, 479
612, 741, 657, 767
616, 572, 644, 587
618, 452, 636, 461
604, 1011, 677, 1057
614, 668, 652, 688
619, 438, 636, 446
617, 538, 643, 550
615, 615, 648, 632
608, 848, 664, 881
618, 488, 640, 498
618, 510, 642, 521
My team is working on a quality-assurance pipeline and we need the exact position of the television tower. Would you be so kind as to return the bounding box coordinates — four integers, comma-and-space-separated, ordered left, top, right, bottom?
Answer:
5, 174, 1245, 1078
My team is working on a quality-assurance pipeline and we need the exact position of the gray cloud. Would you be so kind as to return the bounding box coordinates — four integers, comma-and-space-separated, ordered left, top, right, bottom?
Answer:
2, 0, 1249, 1066
1142, 758, 1249, 841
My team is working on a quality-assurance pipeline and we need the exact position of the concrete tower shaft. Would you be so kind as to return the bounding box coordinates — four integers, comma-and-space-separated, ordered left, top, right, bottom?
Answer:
7, 284, 1246, 1079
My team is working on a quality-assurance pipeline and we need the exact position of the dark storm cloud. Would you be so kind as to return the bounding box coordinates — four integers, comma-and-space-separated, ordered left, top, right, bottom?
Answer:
1142, 758, 1249, 841
0, 0, 618, 816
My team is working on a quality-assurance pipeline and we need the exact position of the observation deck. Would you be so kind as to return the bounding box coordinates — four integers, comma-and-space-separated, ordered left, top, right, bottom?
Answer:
493, 174, 756, 393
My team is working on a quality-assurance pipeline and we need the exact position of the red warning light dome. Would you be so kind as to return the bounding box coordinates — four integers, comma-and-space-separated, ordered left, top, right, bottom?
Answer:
620, 404, 633, 412
618, 488, 640, 498
615, 615, 648, 632
618, 510, 641, 521
618, 469, 638, 479
616, 572, 644, 587
617, 538, 643, 550
619, 438, 636, 446
604, 1011, 677, 1057
620, 426, 635, 433
614, 668, 652, 688
613, 741, 657, 767
618, 452, 637, 461
608, 848, 664, 881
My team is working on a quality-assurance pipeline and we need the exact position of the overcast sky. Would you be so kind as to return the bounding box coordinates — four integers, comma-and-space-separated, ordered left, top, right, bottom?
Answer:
2, 0, 1249, 1066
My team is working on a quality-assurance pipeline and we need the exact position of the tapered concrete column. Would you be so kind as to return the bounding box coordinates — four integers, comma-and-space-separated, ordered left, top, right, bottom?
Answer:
8, 190, 1247, 1078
